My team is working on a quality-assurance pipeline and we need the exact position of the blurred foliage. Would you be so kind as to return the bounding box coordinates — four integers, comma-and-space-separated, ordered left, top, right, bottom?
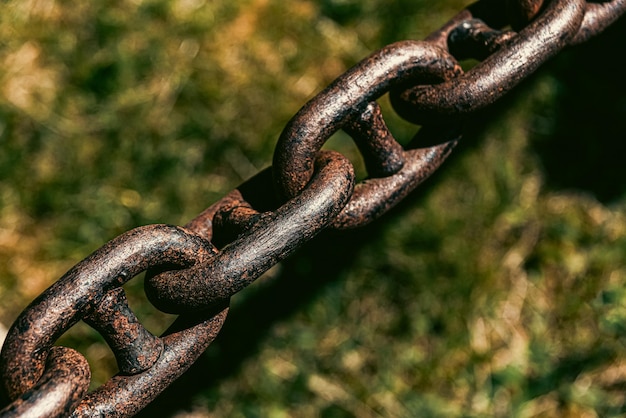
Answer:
1, 0, 625, 417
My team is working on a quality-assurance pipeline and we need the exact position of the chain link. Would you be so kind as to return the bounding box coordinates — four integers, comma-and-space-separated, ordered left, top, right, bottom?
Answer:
1, 1, 624, 416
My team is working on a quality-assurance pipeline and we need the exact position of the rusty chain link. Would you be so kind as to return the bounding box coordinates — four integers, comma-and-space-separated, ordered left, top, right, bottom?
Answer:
1, 0, 624, 416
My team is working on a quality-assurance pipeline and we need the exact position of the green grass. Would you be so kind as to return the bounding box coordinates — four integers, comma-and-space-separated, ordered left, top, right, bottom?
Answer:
1, 1, 626, 417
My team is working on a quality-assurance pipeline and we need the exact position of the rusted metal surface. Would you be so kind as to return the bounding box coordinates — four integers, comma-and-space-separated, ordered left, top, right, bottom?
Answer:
0, 347, 90, 418
0, 225, 215, 398
571, 0, 626, 44
84, 288, 164, 375
145, 150, 355, 313
390, 0, 626, 124
390, 0, 586, 123
272, 40, 462, 203
71, 308, 228, 417
0, 0, 624, 416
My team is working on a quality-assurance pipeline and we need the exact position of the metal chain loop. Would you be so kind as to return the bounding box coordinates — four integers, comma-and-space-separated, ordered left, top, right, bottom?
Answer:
272, 41, 461, 206
1, 0, 624, 416
145, 150, 355, 313
1, 225, 215, 398
0, 347, 90, 418
390, 0, 626, 123
390, 0, 586, 123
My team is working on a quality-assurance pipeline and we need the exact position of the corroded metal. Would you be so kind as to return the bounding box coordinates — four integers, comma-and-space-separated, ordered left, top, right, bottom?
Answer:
0, 225, 215, 399
344, 102, 405, 178
572, 0, 626, 44
447, 19, 516, 61
145, 150, 355, 313
0, 347, 90, 418
390, 0, 587, 123
71, 307, 229, 417
331, 127, 460, 230
273, 40, 462, 199
0, 0, 624, 416
83, 288, 164, 375
390, 0, 626, 124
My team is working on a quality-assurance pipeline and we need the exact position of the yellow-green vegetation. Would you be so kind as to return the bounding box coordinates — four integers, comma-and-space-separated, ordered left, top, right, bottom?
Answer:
1, 0, 625, 417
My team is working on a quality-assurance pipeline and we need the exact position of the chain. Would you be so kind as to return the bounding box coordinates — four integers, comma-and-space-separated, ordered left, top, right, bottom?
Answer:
0, 1, 624, 416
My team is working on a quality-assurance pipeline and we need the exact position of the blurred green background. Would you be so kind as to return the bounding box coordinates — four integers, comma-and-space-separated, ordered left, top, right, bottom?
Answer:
1, 0, 626, 416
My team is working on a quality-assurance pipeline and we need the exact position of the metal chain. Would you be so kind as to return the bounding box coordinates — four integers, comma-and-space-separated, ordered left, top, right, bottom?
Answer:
1, 0, 624, 416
